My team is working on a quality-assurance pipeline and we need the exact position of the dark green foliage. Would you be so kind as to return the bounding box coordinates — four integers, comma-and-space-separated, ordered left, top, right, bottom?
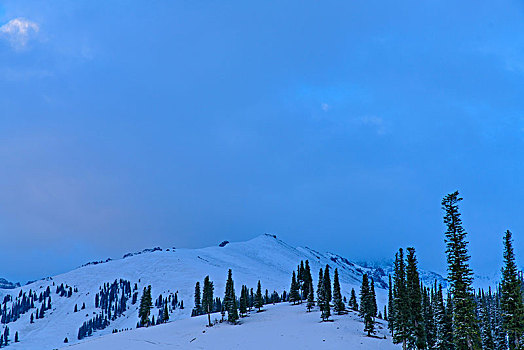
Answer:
239, 285, 248, 316
479, 293, 495, 350
289, 271, 300, 305
349, 288, 359, 312
162, 303, 169, 323
434, 284, 453, 350
302, 260, 313, 301
317, 268, 331, 321
324, 265, 332, 303
388, 275, 394, 334
405, 247, 425, 349
138, 285, 152, 327
202, 275, 214, 326
255, 280, 264, 311
360, 273, 375, 336
333, 268, 345, 314
317, 268, 323, 303
500, 230, 524, 349
193, 281, 202, 316
442, 191, 480, 349
224, 269, 239, 323
370, 277, 377, 318
307, 284, 315, 312
423, 286, 436, 349
392, 249, 408, 347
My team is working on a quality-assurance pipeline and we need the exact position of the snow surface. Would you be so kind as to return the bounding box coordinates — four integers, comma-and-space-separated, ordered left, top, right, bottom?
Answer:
2, 234, 425, 349
60, 303, 400, 350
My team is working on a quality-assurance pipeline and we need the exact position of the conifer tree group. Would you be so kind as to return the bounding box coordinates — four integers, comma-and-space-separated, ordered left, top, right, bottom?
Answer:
387, 191, 524, 350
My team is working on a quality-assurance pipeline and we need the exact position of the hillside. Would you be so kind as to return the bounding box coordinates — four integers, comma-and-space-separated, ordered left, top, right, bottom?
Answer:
0, 234, 441, 349
60, 302, 399, 350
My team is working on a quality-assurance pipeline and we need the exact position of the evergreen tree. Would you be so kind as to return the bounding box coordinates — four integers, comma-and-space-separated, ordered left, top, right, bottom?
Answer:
349, 288, 359, 311
229, 296, 239, 323
424, 286, 436, 349
388, 275, 394, 335
307, 284, 315, 312
298, 261, 305, 301
360, 273, 375, 336
317, 268, 323, 301
202, 275, 214, 327
193, 281, 202, 316
324, 265, 332, 303
479, 294, 495, 350
500, 230, 524, 350
405, 247, 425, 349
442, 191, 480, 350
303, 260, 313, 301
443, 292, 455, 349
223, 269, 234, 314
289, 271, 300, 305
239, 285, 248, 317
255, 280, 264, 311
317, 268, 330, 321
224, 269, 239, 323
333, 268, 345, 314
162, 303, 169, 323
492, 291, 508, 350
392, 249, 408, 348
370, 277, 377, 318
138, 285, 152, 327
434, 284, 452, 350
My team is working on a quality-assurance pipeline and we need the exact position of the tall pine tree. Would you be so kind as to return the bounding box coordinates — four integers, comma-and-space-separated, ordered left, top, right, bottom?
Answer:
405, 247, 426, 349
360, 273, 375, 336
442, 191, 480, 350
333, 268, 345, 314
392, 249, 408, 349
224, 269, 239, 323
138, 285, 152, 327
500, 229, 524, 349
193, 281, 202, 316
202, 275, 214, 327
255, 280, 264, 311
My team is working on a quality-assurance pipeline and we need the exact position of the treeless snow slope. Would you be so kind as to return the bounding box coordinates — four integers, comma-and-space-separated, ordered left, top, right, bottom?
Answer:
60, 303, 400, 350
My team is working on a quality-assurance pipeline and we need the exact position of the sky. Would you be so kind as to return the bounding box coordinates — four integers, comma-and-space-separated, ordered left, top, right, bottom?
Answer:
1, 0, 524, 283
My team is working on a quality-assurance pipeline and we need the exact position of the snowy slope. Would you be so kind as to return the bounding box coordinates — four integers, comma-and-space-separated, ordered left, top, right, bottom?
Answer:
1, 234, 438, 349
60, 303, 400, 350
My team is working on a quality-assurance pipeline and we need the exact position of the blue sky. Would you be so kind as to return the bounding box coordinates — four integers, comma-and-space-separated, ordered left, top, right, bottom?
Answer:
1, 0, 523, 282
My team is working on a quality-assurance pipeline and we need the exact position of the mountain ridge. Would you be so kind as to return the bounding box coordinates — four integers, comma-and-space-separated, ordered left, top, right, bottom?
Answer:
3, 234, 446, 349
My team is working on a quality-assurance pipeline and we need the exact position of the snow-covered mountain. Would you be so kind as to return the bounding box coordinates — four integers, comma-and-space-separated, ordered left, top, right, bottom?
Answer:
2, 234, 444, 349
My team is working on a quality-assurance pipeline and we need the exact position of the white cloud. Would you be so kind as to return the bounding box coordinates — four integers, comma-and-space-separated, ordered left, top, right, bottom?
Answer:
321, 103, 330, 112
0, 18, 39, 50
